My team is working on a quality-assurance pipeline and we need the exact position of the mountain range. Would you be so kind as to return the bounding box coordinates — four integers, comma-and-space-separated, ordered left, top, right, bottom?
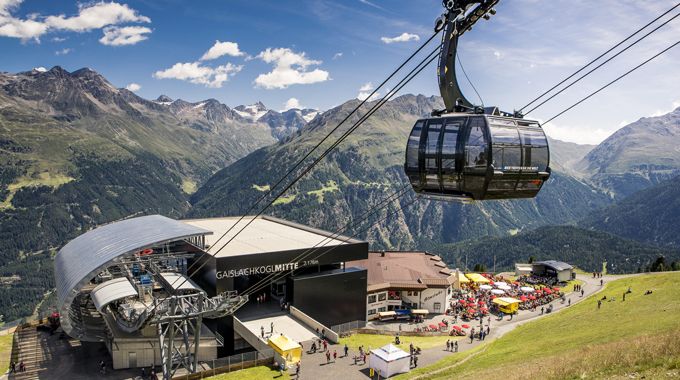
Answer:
1, 66, 679, 321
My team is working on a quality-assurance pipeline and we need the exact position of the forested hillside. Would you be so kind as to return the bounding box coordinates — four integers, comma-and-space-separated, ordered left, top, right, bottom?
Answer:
435, 226, 680, 274
190, 94, 612, 249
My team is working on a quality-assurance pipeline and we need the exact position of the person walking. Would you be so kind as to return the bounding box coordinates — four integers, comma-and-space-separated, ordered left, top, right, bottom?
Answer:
344, 344, 349, 357
261, 325, 265, 338
413, 355, 418, 368
295, 362, 300, 378
9, 361, 15, 373
99, 360, 106, 375
540, 306, 544, 315
600, 279, 604, 286
486, 325, 490, 335
270, 321, 274, 334
568, 298, 571, 306
323, 339, 328, 352
326, 350, 331, 364
597, 300, 602, 309
623, 292, 626, 301
454, 340, 458, 352
333, 350, 337, 362
446, 339, 450, 351
469, 328, 475, 344
581, 289, 585, 297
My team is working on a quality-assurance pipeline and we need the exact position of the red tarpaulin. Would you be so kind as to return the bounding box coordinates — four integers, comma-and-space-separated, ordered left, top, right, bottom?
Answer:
461, 324, 470, 328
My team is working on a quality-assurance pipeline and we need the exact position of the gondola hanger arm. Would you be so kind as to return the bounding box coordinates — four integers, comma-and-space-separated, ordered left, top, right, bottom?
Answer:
434, 0, 500, 116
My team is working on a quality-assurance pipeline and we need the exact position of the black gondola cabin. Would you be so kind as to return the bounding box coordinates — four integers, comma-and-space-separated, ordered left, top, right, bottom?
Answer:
404, 114, 551, 201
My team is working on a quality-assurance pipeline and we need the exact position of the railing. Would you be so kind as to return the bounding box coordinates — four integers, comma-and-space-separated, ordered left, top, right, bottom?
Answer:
171, 349, 275, 380
330, 320, 366, 335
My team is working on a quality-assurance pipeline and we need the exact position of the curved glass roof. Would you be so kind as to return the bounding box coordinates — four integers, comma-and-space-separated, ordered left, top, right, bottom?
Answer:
54, 214, 210, 340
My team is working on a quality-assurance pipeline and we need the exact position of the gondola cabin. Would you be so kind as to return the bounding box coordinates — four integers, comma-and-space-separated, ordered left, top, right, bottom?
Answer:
404, 114, 551, 201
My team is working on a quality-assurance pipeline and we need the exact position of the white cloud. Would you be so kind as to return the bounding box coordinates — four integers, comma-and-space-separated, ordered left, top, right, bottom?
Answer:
542, 121, 613, 145
200, 40, 244, 61
283, 97, 302, 110
332, 52, 343, 60
51, 36, 66, 42
44, 2, 150, 32
254, 48, 330, 89
153, 61, 242, 88
55, 47, 71, 55
125, 82, 141, 92
99, 25, 151, 46
381, 32, 419, 44
357, 82, 379, 101
0, 1, 150, 42
33, 66, 46, 72
493, 50, 502, 59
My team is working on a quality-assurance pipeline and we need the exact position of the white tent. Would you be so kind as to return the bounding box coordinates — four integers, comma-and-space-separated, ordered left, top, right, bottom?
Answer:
520, 286, 535, 293
497, 284, 512, 291
369, 344, 410, 378
479, 284, 493, 290
491, 289, 505, 295
494, 281, 508, 287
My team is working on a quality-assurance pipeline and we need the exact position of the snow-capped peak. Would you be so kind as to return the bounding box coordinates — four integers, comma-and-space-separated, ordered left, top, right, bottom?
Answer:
234, 101, 268, 121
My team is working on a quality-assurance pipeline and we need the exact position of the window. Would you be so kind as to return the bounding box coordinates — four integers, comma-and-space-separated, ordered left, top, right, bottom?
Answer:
367, 295, 377, 304
465, 118, 488, 169
378, 293, 387, 301
489, 124, 521, 171
378, 307, 387, 312
519, 127, 549, 172
433, 302, 441, 312
425, 121, 443, 171
406, 121, 423, 170
368, 309, 376, 315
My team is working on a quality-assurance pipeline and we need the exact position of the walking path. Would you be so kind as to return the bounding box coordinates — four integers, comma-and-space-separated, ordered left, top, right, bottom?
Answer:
292, 273, 624, 380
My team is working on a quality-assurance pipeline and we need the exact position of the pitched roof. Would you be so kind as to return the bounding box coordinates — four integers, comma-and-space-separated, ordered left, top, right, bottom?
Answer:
347, 251, 453, 289
534, 260, 574, 271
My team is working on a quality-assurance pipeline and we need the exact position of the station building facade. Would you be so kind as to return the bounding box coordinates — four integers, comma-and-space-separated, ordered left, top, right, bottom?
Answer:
54, 214, 368, 368
347, 251, 456, 320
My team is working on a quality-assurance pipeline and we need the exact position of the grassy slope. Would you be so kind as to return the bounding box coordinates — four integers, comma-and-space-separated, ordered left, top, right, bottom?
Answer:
403, 272, 680, 379
0, 333, 12, 374
205, 366, 290, 380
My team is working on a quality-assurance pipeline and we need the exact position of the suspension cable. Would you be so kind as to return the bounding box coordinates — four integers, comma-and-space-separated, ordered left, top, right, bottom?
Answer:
184, 45, 441, 291
167, 29, 442, 290
165, 38, 442, 297
544, 39, 680, 124
519, 2, 680, 112
524, 10, 680, 115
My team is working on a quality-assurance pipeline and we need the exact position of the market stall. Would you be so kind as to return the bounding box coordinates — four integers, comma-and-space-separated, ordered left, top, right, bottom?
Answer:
369, 344, 411, 378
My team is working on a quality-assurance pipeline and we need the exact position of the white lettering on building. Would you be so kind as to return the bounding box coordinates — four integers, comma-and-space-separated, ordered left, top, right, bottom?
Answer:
216, 261, 304, 279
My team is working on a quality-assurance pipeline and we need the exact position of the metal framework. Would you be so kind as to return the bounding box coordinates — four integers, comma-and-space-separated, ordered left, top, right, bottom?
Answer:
153, 291, 247, 379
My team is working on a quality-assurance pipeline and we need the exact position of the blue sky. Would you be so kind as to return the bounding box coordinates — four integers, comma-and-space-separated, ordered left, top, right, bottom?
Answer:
1, 0, 679, 144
